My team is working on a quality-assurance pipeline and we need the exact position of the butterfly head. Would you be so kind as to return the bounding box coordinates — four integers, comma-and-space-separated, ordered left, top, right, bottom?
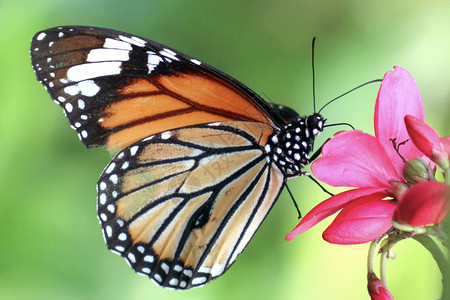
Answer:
306, 113, 325, 136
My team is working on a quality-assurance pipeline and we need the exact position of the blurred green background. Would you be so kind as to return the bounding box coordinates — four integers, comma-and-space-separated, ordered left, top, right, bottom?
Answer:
1, 1, 449, 299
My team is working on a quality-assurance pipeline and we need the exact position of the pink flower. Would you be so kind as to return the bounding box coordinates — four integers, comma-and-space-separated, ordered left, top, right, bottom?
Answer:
367, 273, 394, 300
394, 181, 450, 227
286, 66, 424, 244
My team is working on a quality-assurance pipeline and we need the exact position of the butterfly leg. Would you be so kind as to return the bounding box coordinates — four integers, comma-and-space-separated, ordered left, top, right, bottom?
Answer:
304, 138, 334, 196
307, 175, 334, 196
284, 182, 302, 219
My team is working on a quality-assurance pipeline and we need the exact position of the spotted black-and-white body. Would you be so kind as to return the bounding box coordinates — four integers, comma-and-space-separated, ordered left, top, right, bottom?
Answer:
266, 113, 324, 178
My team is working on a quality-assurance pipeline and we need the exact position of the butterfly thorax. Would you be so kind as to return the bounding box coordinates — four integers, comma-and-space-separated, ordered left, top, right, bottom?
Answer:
265, 113, 325, 178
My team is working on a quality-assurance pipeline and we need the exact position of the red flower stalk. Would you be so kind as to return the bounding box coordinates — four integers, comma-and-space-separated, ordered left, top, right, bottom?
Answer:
286, 66, 425, 244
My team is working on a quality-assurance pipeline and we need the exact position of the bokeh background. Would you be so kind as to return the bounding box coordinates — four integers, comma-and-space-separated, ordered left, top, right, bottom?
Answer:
1, 1, 449, 299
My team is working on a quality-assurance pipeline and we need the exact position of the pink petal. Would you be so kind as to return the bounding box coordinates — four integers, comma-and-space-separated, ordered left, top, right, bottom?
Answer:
311, 131, 399, 188
394, 181, 450, 226
285, 187, 388, 241
374, 66, 424, 177
404, 115, 444, 162
323, 196, 396, 244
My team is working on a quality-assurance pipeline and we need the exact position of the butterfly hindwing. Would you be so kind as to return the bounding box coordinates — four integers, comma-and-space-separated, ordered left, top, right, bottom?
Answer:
97, 121, 284, 289
31, 26, 277, 153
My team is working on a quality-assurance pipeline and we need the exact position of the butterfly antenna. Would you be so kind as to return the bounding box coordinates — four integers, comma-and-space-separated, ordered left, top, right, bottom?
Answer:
318, 79, 382, 114
312, 37, 317, 113
324, 122, 355, 130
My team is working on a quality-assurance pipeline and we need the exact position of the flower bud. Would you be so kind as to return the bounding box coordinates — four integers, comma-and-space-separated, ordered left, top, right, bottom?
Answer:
402, 158, 430, 184
404, 115, 449, 169
367, 272, 394, 300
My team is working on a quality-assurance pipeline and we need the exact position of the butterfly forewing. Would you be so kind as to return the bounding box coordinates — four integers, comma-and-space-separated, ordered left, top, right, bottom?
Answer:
30, 26, 277, 153
97, 121, 284, 288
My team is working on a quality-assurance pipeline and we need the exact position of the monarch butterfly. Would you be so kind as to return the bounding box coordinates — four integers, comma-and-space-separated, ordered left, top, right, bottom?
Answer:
30, 26, 325, 289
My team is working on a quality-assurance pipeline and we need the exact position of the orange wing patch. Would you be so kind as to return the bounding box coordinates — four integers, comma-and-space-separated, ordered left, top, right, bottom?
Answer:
101, 72, 273, 153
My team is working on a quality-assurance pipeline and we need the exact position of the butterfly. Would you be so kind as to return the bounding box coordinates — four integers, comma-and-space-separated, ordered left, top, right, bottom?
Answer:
30, 26, 325, 289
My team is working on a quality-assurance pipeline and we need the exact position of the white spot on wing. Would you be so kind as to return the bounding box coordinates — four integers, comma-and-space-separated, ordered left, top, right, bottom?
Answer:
159, 48, 179, 61
192, 277, 207, 285
64, 85, 79, 96
118, 35, 145, 47
174, 265, 182, 272
143, 255, 154, 263
130, 146, 139, 156
131, 36, 147, 45
148, 54, 163, 65
99, 193, 107, 205
190, 58, 201, 65
87, 48, 130, 62
115, 246, 125, 252
103, 38, 133, 50
78, 80, 100, 96
161, 263, 169, 274
67, 62, 122, 82
169, 278, 179, 286
161, 132, 171, 140
109, 174, 118, 184
77, 99, 85, 109
65, 103, 73, 113
119, 233, 127, 241
105, 163, 116, 174
36, 32, 46, 41
105, 226, 112, 237
154, 274, 162, 282
99, 181, 106, 190
211, 263, 225, 277
107, 204, 115, 213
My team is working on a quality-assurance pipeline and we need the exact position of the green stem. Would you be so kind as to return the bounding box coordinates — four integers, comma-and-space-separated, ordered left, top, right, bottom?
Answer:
367, 239, 378, 273
412, 235, 449, 281
378, 233, 404, 283
444, 167, 449, 185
